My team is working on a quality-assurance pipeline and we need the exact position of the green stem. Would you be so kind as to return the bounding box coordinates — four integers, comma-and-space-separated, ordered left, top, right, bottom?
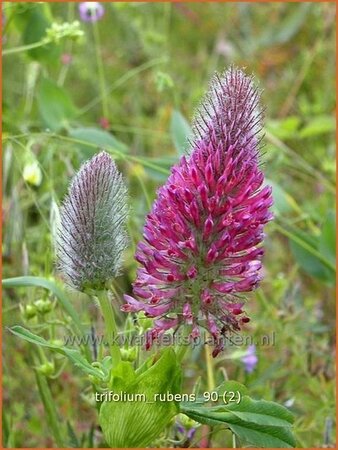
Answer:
232, 432, 237, 448
175, 326, 190, 362
96, 290, 121, 365
3, 133, 171, 176
34, 369, 64, 447
3, 38, 51, 56
176, 344, 188, 363
57, 2, 75, 86
204, 335, 215, 447
255, 289, 270, 311
92, 20, 109, 119
205, 337, 216, 391
134, 168, 152, 210
78, 56, 166, 116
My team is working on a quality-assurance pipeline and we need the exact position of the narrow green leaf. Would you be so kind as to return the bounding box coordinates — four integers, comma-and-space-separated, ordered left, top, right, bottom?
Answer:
274, 223, 336, 277
267, 179, 301, 216
8, 326, 104, 380
266, 117, 301, 140
259, 3, 310, 47
142, 155, 177, 181
299, 115, 336, 138
290, 239, 332, 282
37, 78, 78, 131
35, 371, 65, 447
170, 109, 193, 156
221, 397, 294, 427
182, 399, 293, 428
87, 424, 95, 448
319, 211, 336, 266
66, 421, 80, 448
229, 421, 296, 448
181, 396, 296, 448
216, 380, 249, 397
2, 411, 15, 448
68, 127, 127, 156
286, 223, 335, 283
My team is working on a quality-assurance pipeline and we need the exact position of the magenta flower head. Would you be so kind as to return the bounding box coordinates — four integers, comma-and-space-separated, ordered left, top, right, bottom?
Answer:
56, 151, 128, 292
79, 2, 104, 23
122, 67, 273, 356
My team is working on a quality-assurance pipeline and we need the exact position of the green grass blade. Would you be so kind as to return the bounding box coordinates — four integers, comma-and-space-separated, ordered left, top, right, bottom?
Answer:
35, 371, 65, 447
273, 223, 336, 273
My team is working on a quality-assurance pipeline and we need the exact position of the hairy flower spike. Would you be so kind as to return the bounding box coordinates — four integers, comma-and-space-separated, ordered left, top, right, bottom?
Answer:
123, 67, 273, 356
192, 66, 263, 160
57, 151, 128, 291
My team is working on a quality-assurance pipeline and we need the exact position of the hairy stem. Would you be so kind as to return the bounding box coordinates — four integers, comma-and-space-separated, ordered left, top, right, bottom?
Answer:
96, 290, 121, 365
205, 337, 216, 391
176, 326, 190, 362
204, 336, 215, 447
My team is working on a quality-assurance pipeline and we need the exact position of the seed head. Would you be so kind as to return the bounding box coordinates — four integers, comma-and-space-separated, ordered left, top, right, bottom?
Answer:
56, 151, 128, 292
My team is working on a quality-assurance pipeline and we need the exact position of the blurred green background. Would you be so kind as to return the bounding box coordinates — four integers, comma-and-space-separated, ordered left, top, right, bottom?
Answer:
2, 2, 336, 448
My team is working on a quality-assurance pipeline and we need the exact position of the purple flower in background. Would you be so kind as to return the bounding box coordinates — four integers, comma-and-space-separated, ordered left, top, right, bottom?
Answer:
79, 2, 104, 23
122, 67, 273, 356
241, 344, 258, 373
186, 427, 196, 440
176, 422, 196, 441
175, 414, 198, 441
57, 152, 128, 292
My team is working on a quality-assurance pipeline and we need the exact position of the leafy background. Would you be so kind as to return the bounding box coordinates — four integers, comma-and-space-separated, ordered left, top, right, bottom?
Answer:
2, 1, 336, 448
